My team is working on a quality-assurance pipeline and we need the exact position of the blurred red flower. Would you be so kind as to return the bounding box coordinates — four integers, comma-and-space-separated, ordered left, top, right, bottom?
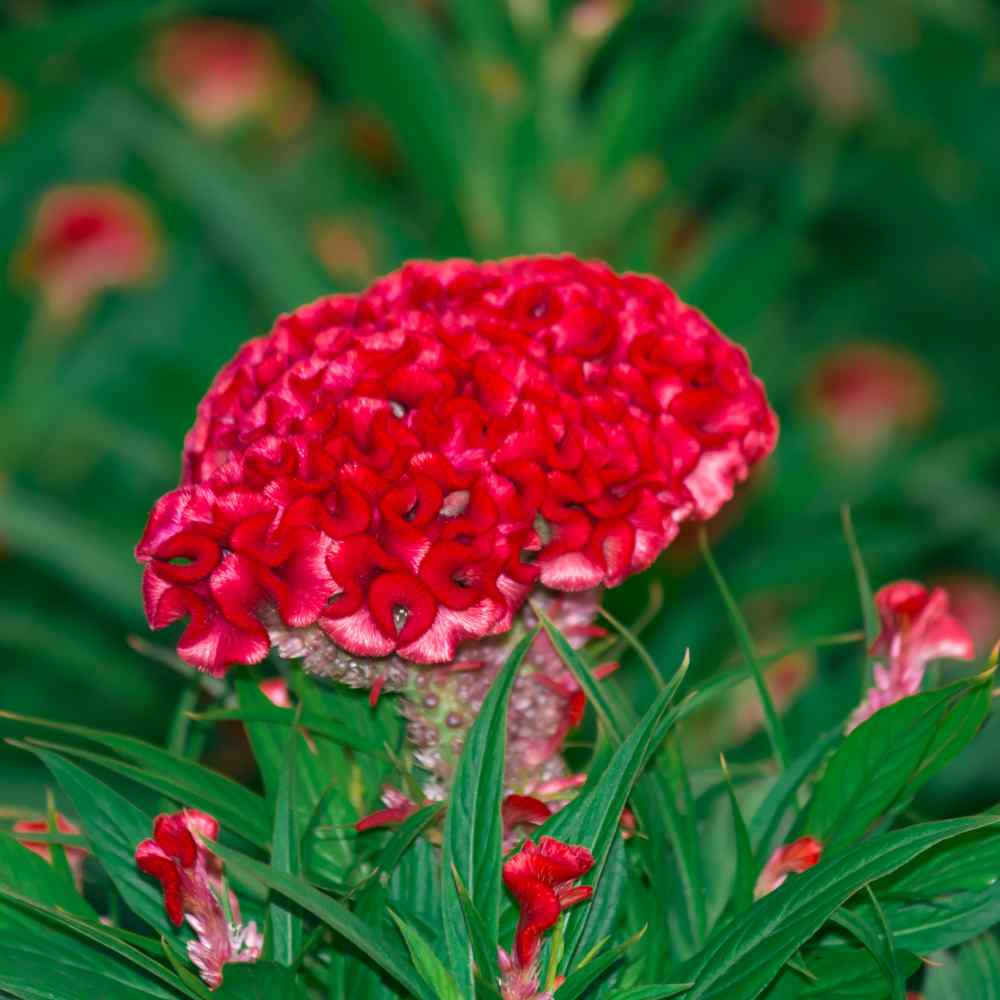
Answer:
804, 341, 936, 460
15, 184, 161, 323
759, 0, 838, 46
152, 19, 313, 137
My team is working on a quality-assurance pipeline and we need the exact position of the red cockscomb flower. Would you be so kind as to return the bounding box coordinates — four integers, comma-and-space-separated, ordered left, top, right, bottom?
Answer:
754, 836, 822, 898
15, 184, 161, 323
503, 835, 595, 969
14, 813, 88, 891
152, 19, 313, 137
135, 809, 261, 989
848, 581, 976, 732
137, 257, 777, 678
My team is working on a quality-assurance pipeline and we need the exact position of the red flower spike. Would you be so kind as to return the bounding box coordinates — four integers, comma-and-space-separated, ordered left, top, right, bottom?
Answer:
754, 836, 822, 898
137, 257, 776, 676
503, 835, 595, 969
848, 580, 976, 732
135, 809, 261, 987
369, 673, 386, 708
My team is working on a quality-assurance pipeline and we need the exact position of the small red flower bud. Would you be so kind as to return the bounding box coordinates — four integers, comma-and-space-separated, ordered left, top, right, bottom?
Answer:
754, 836, 823, 898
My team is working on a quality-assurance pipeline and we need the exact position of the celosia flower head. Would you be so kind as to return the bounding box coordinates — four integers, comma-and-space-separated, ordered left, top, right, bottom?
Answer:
503, 835, 594, 968
153, 19, 313, 137
849, 581, 976, 732
754, 836, 822, 898
135, 809, 261, 989
137, 257, 776, 677
16, 184, 161, 323
14, 813, 88, 890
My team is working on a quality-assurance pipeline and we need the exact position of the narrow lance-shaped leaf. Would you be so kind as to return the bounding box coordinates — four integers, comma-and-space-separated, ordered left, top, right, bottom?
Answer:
205, 839, 436, 1000
803, 673, 992, 849
441, 628, 537, 994
268, 716, 302, 967
680, 815, 1000, 1000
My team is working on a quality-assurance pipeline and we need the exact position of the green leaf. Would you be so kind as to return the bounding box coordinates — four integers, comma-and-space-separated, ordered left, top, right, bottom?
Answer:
699, 529, 789, 768
306, 0, 470, 250
768, 946, 921, 1000
205, 839, 435, 1000
441, 628, 536, 993
0, 828, 95, 920
840, 505, 878, 690
268, 719, 302, 967
0, 889, 193, 1000
450, 867, 502, 998
720, 757, 754, 915
862, 825, 1000, 952
605, 987, 694, 1000
680, 815, 1000, 1000
19, 743, 171, 934
830, 895, 904, 1000
924, 934, 1000, 1000
553, 927, 649, 1000
213, 961, 300, 1000
539, 661, 688, 971
803, 675, 992, 848
3, 711, 270, 846
749, 731, 839, 861
390, 911, 462, 1000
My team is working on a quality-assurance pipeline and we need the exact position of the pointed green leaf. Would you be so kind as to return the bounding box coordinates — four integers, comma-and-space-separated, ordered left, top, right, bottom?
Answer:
442, 628, 537, 993
681, 816, 1000, 1000
803, 675, 992, 848
390, 911, 462, 1000
18, 743, 171, 934
205, 839, 435, 1000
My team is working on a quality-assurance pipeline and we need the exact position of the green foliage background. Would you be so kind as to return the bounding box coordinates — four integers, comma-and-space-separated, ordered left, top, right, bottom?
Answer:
1, 0, 998, 819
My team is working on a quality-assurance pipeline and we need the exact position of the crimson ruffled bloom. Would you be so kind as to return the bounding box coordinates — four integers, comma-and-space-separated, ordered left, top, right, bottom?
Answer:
152, 19, 313, 137
15, 184, 161, 323
754, 836, 822, 898
848, 581, 976, 732
137, 257, 776, 678
503, 835, 595, 970
14, 813, 88, 891
135, 809, 261, 989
